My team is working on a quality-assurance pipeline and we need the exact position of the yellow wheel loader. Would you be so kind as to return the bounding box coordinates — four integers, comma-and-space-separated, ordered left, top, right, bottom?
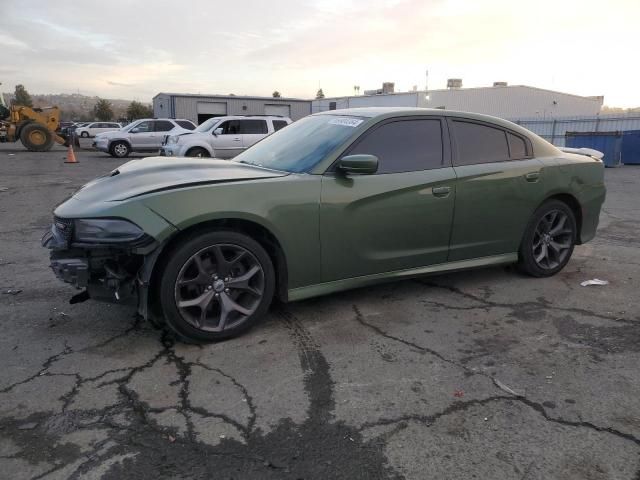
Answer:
0, 97, 66, 151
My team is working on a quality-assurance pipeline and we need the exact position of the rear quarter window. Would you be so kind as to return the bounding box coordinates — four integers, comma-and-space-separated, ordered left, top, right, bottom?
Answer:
272, 120, 288, 132
176, 120, 196, 130
508, 132, 528, 159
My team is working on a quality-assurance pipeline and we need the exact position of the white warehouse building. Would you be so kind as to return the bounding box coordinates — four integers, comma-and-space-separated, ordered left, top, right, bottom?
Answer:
153, 93, 312, 125
313, 84, 603, 119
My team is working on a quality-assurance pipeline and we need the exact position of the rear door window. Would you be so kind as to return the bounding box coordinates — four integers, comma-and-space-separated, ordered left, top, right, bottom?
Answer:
154, 120, 174, 132
240, 120, 268, 134
452, 121, 510, 166
347, 119, 444, 174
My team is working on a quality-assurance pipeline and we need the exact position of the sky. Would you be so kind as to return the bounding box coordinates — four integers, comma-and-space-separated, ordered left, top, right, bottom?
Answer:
1, 0, 639, 107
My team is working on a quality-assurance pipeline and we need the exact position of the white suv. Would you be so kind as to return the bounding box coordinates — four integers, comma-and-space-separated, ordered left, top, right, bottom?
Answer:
76, 122, 122, 138
160, 115, 291, 158
94, 118, 196, 158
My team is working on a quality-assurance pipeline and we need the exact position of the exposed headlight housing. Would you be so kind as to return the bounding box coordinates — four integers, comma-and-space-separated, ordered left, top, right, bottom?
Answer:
73, 218, 145, 244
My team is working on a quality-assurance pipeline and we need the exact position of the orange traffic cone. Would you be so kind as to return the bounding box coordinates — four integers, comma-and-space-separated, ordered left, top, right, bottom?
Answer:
65, 143, 78, 164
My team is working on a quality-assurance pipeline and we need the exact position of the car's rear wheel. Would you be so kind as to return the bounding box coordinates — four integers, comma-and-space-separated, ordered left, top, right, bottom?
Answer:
159, 230, 275, 342
81, 131, 89, 138
518, 200, 577, 277
185, 147, 210, 157
110, 141, 130, 158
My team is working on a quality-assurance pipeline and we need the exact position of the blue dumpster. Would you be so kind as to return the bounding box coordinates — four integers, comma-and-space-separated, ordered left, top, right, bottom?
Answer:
621, 130, 640, 165
565, 131, 622, 168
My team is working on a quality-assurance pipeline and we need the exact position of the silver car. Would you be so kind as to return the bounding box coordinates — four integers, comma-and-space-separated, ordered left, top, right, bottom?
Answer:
160, 116, 291, 158
94, 118, 196, 158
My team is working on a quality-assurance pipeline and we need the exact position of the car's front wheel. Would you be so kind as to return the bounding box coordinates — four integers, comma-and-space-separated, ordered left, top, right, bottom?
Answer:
518, 199, 577, 277
158, 230, 275, 342
185, 147, 210, 157
110, 141, 130, 158
80, 131, 89, 138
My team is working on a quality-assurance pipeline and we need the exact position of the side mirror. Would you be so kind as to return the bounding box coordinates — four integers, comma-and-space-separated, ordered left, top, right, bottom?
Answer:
213, 127, 223, 136
337, 154, 378, 175
130, 127, 140, 134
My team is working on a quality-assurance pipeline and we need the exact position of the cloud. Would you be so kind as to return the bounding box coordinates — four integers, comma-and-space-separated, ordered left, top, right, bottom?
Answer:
0, 0, 638, 106
107, 80, 135, 87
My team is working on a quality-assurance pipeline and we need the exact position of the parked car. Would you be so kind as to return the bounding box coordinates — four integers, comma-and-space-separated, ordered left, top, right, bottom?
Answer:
160, 115, 291, 158
93, 118, 196, 158
75, 122, 122, 138
43, 107, 605, 342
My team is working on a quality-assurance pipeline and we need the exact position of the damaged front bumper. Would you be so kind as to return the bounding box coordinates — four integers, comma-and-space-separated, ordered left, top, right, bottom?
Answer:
42, 219, 163, 318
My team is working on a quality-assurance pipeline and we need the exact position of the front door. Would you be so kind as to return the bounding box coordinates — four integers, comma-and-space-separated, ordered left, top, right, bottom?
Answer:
320, 117, 456, 281
447, 118, 546, 261
129, 120, 156, 149
213, 120, 243, 158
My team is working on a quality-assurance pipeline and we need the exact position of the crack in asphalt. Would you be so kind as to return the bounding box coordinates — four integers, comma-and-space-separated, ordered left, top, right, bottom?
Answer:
352, 304, 640, 449
414, 279, 639, 325
1, 282, 638, 477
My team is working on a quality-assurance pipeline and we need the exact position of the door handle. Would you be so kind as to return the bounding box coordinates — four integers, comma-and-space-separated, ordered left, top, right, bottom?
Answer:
233, 137, 241, 142
525, 172, 540, 182
432, 186, 451, 198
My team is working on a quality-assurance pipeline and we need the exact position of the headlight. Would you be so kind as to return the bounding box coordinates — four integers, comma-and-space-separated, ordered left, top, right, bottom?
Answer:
167, 135, 179, 144
73, 218, 145, 244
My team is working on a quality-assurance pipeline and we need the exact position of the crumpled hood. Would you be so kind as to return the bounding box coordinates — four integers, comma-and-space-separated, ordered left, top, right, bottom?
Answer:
72, 156, 288, 202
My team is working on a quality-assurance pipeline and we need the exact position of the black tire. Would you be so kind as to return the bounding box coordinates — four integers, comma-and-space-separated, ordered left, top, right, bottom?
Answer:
81, 131, 89, 138
20, 123, 54, 151
158, 230, 275, 342
110, 141, 130, 158
185, 147, 210, 158
517, 200, 577, 277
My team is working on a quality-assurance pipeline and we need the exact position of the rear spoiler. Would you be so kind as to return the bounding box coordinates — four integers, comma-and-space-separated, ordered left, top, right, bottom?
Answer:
559, 147, 604, 160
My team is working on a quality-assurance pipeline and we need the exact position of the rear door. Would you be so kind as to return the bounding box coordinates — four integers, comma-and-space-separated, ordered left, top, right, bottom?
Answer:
152, 120, 175, 148
447, 118, 545, 261
239, 119, 269, 150
320, 117, 456, 281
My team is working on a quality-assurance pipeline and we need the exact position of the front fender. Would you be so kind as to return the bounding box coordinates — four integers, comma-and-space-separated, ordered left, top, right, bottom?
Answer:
181, 140, 214, 156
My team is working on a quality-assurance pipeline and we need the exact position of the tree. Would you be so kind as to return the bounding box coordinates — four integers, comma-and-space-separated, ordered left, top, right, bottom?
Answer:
126, 100, 153, 120
14, 84, 33, 107
272, 91, 281, 98
93, 98, 113, 121
315, 88, 325, 99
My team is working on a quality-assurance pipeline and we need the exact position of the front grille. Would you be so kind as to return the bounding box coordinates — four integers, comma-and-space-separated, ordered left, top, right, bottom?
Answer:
53, 216, 73, 242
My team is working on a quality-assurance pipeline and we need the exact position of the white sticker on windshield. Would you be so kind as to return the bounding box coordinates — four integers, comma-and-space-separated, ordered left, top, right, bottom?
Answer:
327, 117, 363, 127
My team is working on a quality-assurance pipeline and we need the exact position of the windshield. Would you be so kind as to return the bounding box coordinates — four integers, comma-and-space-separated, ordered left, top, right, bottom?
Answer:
233, 115, 365, 173
195, 117, 222, 133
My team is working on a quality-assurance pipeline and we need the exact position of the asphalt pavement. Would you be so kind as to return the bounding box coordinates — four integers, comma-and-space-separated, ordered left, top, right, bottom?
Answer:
1, 142, 639, 479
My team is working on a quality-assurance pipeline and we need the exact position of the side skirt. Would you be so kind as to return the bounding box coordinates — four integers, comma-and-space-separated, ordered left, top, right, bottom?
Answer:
287, 253, 517, 302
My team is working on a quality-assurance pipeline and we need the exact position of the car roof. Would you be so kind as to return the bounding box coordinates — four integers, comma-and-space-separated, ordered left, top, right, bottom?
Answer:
314, 107, 560, 157
211, 115, 290, 120
317, 107, 550, 138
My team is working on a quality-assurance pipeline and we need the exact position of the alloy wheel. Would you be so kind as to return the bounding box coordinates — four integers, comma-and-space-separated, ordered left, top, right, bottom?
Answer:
174, 243, 265, 332
532, 210, 573, 270
113, 143, 128, 157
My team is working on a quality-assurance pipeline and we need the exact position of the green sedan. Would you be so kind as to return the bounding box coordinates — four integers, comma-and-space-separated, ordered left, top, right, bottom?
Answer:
43, 108, 606, 342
